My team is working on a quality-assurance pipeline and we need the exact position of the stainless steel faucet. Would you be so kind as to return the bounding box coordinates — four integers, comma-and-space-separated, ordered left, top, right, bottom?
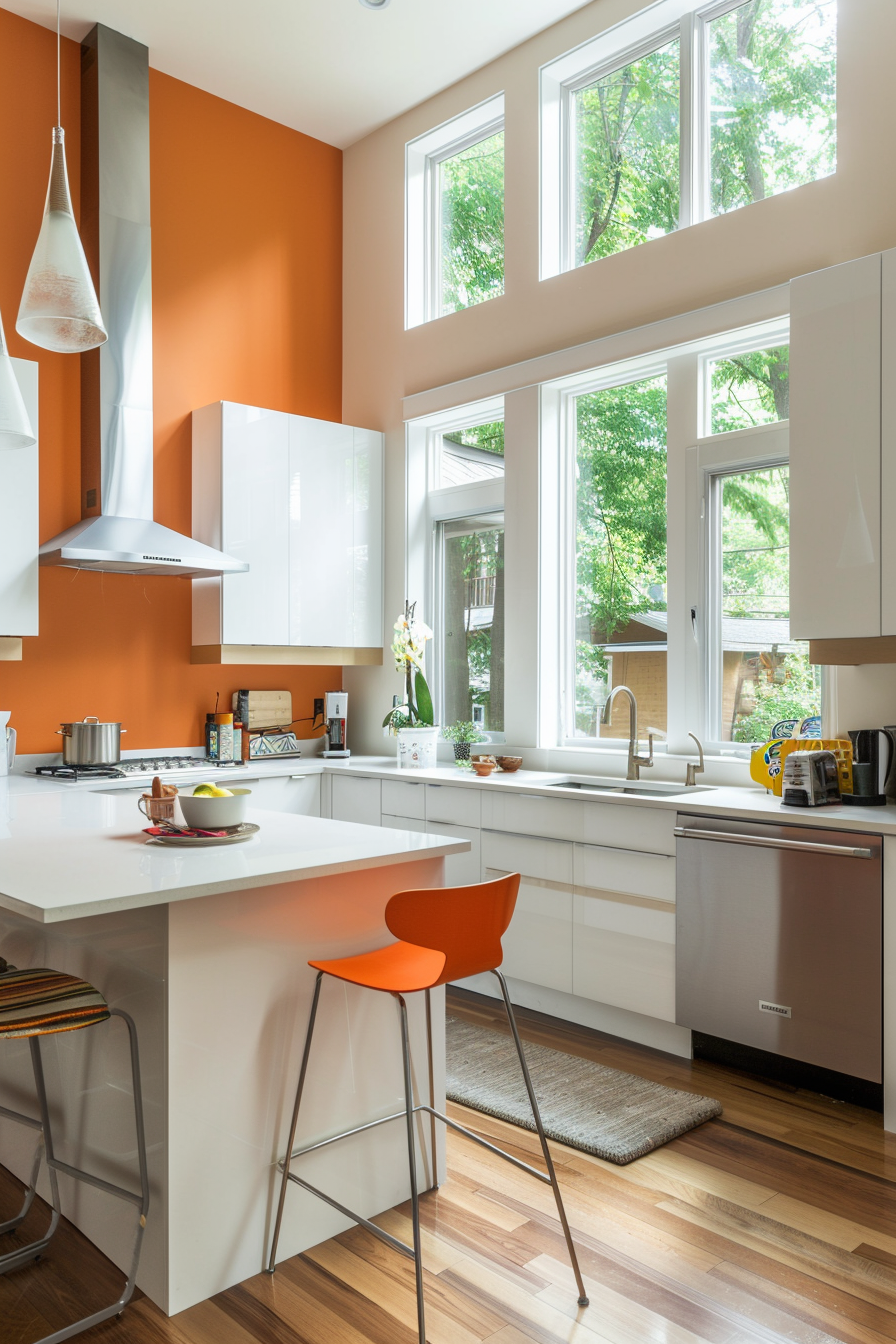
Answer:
599, 685, 657, 780
686, 733, 705, 787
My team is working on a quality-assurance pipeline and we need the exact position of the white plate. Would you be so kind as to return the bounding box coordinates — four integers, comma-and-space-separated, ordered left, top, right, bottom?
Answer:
145, 822, 260, 847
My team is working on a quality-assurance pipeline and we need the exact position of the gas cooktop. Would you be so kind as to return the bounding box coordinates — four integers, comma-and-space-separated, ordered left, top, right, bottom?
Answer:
33, 757, 249, 783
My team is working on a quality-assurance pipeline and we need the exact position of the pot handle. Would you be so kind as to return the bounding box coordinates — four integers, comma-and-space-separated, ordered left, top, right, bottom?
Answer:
82, 716, 100, 724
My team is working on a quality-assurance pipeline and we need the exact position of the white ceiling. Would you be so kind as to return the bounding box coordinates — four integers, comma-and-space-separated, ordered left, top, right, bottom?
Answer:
4, 0, 594, 148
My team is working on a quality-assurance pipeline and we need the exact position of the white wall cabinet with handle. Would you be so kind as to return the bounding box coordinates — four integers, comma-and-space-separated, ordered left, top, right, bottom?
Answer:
191, 402, 383, 664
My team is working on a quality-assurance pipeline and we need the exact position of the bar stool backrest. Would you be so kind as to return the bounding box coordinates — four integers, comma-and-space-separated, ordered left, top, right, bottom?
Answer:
385, 873, 520, 986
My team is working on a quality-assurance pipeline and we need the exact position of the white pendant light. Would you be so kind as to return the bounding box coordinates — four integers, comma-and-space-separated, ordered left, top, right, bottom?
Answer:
16, 1, 107, 354
0, 310, 36, 449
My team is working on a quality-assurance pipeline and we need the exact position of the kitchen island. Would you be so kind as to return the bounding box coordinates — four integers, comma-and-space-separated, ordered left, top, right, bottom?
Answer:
0, 789, 469, 1314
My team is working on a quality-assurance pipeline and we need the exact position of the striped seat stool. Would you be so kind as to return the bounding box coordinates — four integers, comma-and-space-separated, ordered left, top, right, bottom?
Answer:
0, 957, 149, 1344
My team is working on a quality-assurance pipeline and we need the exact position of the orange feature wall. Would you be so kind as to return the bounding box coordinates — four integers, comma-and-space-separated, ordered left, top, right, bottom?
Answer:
0, 9, 344, 754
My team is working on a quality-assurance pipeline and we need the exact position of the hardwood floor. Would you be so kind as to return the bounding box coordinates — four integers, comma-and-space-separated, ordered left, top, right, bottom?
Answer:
3, 985, 896, 1344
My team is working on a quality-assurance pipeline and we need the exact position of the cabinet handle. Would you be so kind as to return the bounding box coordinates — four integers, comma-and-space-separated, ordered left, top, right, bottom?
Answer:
581, 842, 671, 861
673, 826, 874, 859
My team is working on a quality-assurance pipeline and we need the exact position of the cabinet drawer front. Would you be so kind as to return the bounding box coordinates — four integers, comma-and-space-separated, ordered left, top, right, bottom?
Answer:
382, 779, 426, 820
574, 892, 675, 944
572, 919, 675, 1022
481, 792, 583, 842
381, 813, 426, 834
500, 882, 573, 994
575, 843, 675, 903
582, 803, 676, 855
481, 830, 573, 885
330, 775, 381, 826
425, 784, 481, 828
426, 822, 480, 886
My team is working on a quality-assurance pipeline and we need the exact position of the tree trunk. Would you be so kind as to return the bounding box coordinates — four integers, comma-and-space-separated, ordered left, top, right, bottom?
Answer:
444, 536, 471, 725
489, 531, 505, 731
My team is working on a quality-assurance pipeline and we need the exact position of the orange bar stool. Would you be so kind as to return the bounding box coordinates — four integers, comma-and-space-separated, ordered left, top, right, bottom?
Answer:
266, 874, 588, 1343
0, 957, 149, 1343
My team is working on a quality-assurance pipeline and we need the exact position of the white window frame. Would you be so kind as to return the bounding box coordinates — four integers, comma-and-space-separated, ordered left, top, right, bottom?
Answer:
405, 397, 505, 730
539, 0, 826, 279
406, 94, 505, 330
543, 316, 791, 754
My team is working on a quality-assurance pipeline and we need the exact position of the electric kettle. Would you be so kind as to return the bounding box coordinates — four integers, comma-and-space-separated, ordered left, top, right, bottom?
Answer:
846, 728, 893, 806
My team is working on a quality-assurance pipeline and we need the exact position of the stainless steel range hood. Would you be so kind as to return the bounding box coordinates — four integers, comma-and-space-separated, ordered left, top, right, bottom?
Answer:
39, 24, 247, 579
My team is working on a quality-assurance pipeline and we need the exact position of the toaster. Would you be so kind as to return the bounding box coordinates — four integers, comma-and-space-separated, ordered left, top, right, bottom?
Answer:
781, 749, 841, 807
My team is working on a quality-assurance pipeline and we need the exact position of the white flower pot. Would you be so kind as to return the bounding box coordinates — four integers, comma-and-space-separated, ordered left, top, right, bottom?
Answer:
396, 725, 439, 770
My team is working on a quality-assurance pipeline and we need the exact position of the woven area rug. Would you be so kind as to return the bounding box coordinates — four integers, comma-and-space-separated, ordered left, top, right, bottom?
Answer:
446, 1015, 722, 1165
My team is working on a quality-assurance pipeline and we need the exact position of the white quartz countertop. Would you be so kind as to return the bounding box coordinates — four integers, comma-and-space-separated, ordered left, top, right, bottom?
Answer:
0, 789, 470, 924
316, 757, 896, 836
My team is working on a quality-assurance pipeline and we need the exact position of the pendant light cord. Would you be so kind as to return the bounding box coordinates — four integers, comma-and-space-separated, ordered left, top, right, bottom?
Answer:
56, 0, 61, 127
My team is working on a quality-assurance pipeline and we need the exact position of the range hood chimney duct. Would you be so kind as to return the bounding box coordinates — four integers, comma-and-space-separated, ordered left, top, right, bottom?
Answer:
38, 24, 247, 578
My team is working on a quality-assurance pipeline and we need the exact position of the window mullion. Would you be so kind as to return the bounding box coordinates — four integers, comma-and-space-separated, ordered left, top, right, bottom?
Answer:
678, 16, 693, 232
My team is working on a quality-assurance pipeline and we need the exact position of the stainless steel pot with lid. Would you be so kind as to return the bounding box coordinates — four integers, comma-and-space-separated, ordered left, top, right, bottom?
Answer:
57, 716, 127, 765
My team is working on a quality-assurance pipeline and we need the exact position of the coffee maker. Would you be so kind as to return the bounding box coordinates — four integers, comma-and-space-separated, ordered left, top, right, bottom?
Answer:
322, 691, 350, 758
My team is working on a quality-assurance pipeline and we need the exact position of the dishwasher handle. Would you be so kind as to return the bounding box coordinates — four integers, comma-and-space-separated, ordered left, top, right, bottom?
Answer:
673, 826, 873, 860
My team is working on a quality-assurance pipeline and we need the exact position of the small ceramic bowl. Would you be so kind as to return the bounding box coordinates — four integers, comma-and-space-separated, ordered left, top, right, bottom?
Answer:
470, 756, 497, 777
495, 756, 523, 773
178, 788, 251, 830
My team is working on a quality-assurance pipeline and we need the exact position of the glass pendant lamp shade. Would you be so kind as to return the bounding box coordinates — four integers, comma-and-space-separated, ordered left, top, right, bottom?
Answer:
0, 310, 36, 449
16, 128, 107, 354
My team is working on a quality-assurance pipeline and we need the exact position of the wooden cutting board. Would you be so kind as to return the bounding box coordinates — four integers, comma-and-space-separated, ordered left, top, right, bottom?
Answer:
231, 690, 292, 729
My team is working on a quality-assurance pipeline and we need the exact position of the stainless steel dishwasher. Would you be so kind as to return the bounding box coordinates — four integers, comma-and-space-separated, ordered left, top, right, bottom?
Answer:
675, 814, 882, 1083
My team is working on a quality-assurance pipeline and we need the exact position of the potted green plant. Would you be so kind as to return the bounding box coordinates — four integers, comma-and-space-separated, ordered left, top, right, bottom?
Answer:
383, 601, 439, 769
442, 721, 486, 763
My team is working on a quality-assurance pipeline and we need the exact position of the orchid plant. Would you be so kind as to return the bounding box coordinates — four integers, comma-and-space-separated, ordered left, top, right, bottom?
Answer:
383, 601, 435, 732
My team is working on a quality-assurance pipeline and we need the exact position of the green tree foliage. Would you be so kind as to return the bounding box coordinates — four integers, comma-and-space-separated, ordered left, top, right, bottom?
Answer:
575, 42, 680, 265
731, 655, 820, 743
440, 132, 504, 314
711, 346, 790, 431
443, 421, 505, 456
576, 376, 668, 646
710, 0, 836, 216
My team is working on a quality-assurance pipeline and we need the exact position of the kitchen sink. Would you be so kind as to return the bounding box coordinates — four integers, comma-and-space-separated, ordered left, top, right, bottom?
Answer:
547, 778, 715, 798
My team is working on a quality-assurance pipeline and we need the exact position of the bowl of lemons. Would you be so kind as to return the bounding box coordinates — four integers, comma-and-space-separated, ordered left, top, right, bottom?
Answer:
179, 783, 252, 830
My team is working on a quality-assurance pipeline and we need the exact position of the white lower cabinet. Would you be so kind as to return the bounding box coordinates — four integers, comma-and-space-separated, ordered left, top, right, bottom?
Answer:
482, 830, 573, 994
243, 774, 321, 816
425, 822, 480, 886
331, 774, 382, 826
382, 779, 425, 820
573, 841, 676, 1021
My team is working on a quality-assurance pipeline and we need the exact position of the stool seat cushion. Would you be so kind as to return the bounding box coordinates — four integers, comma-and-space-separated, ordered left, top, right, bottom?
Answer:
310, 940, 447, 994
0, 968, 111, 1039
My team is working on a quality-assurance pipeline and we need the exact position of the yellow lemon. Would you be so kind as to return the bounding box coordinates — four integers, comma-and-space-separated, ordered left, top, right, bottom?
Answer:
209, 787, 233, 797
192, 783, 216, 796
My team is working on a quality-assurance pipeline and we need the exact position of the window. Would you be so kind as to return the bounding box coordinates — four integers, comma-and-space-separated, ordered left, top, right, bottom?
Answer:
574, 376, 668, 739
541, 0, 836, 277
440, 513, 505, 731
406, 95, 505, 328
710, 462, 820, 743
708, 1, 837, 219
544, 316, 815, 752
405, 398, 505, 738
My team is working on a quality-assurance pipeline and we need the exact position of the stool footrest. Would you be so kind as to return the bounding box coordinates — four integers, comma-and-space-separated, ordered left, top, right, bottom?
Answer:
284, 1171, 415, 1261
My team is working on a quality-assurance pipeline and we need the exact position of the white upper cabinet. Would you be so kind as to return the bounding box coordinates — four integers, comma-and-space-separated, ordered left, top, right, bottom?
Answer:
0, 359, 38, 655
790, 253, 883, 640
192, 402, 383, 661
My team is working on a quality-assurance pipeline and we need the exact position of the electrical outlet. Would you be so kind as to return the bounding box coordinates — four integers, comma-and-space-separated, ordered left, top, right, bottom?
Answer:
313, 698, 324, 719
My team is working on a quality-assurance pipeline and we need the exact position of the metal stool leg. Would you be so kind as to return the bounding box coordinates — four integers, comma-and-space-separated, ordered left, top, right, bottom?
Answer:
267, 970, 323, 1274
0, 1037, 62, 1272
398, 994, 426, 1344
0, 1008, 150, 1343
492, 970, 589, 1307
424, 988, 439, 1192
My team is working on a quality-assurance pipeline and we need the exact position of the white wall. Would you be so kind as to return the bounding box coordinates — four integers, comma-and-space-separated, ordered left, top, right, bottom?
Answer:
343, 0, 896, 755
